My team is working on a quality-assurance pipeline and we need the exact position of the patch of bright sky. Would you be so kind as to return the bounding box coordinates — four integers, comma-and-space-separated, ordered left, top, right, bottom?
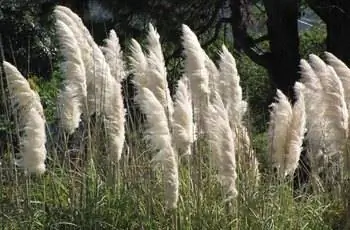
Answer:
88, 0, 113, 22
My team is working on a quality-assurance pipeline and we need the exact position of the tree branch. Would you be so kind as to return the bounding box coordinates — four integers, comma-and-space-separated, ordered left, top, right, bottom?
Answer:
229, 0, 270, 68
196, 0, 226, 35
202, 18, 225, 49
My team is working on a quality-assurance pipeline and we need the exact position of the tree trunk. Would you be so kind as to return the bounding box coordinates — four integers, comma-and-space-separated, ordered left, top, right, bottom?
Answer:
263, 0, 301, 98
230, 0, 300, 98
326, 18, 350, 65
308, 0, 350, 65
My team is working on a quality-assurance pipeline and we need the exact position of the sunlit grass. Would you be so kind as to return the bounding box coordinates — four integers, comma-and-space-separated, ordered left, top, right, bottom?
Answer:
0, 122, 346, 229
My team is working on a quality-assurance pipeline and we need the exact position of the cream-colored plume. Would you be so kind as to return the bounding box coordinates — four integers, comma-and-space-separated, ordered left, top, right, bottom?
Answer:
204, 53, 220, 101
145, 24, 174, 120
309, 54, 348, 155
299, 59, 325, 166
206, 92, 237, 200
102, 78, 125, 162
324, 51, 350, 171
325, 52, 350, 118
55, 5, 125, 162
235, 124, 260, 181
129, 39, 148, 88
268, 83, 307, 177
135, 87, 178, 209
268, 89, 293, 175
54, 7, 93, 86
101, 29, 126, 82
181, 24, 209, 111
285, 82, 307, 176
88, 30, 125, 162
55, 5, 109, 114
55, 19, 87, 134
182, 24, 210, 135
3, 61, 46, 174
218, 45, 259, 179
218, 45, 246, 124
173, 76, 194, 155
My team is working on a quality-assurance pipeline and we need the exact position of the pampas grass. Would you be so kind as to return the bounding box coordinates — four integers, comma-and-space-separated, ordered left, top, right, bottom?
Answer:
130, 28, 179, 208
325, 51, 350, 126
55, 19, 87, 134
206, 92, 237, 200
100, 29, 126, 162
145, 24, 174, 121
181, 24, 209, 121
129, 24, 173, 122
268, 82, 307, 177
285, 82, 306, 176
218, 45, 245, 125
101, 29, 126, 82
135, 87, 178, 209
205, 53, 220, 102
325, 51, 350, 173
173, 76, 194, 156
129, 39, 148, 88
268, 89, 293, 176
309, 54, 348, 155
3, 61, 46, 174
218, 45, 259, 180
299, 59, 326, 175
54, 7, 93, 87
55, 5, 125, 162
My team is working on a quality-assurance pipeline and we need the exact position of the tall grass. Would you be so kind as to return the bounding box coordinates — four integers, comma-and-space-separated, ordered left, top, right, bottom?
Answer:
0, 117, 345, 229
0, 7, 349, 230
0, 64, 346, 230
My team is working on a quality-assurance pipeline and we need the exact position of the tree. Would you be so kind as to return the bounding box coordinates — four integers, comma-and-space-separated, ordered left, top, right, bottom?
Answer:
73, 0, 300, 97
0, 0, 56, 77
230, 0, 300, 98
307, 0, 350, 64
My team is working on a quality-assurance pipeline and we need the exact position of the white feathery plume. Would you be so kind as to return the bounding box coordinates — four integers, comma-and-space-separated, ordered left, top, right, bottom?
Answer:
55, 5, 125, 161
3, 61, 46, 174
135, 87, 178, 209
284, 82, 306, 176
299, 59, 325, 165
100, 29, 126, 82
181, 24, 209, 111
324, 52, 350, 117
309, 54, 348, 155
86, 32, 125, 162
55, 5, 93, 45
218, 44, 245, 124
206, 92, 237, 200
55, 5, 108, 114
129, 39, 148, 88
325, 51, 350, 172
182, 24, 210, 135
103, 77, 125, 162
145, 24, 174, 120
173, 76, 194, 155
268, 89, 293, 175
235, 124, 260, 181
54, 7, 93, 85
204, 53, 220, 101
218, 45, 258, 178
55, 19, 87, 134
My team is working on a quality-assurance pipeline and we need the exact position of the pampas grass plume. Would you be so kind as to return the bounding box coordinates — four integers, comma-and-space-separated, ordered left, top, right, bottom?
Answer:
3, 61, 46, 174
135, 87, 178, 209
55, 19, 87, 134
173, 76, 194, 155
268, 89, 293, 175
206, 93, 238, 200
